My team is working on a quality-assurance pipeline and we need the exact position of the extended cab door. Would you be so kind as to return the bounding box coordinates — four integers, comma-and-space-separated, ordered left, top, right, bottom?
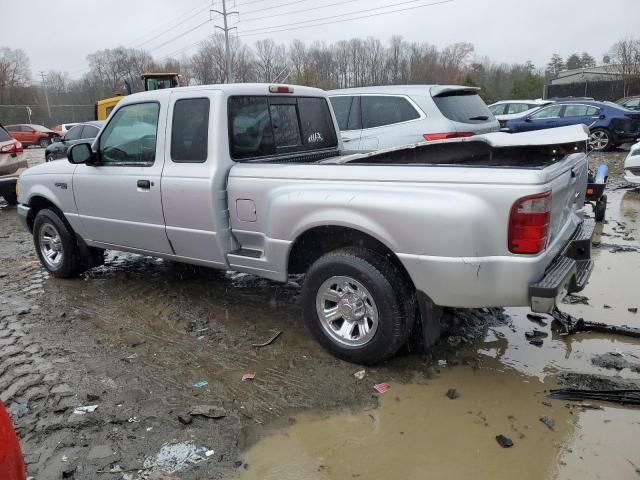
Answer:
160, 91, 229, 266
73, 101, 173, 254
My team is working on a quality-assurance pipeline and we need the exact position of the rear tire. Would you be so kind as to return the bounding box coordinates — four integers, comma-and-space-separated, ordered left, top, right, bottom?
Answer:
38, 138, 51, 148
2, 190, 18, 206
33, 208, 83, 278
594, 195, 607, 222
301, 248, 416, 365
46, 154, 55, 162
588, 129, 612, 152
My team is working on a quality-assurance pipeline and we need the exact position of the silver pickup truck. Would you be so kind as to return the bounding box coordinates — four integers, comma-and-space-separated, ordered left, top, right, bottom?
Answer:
16, 83, 594, 364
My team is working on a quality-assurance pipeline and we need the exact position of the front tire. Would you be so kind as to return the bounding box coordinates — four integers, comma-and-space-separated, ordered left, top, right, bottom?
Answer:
46, 154, 55, 162
301, 248, 416, 365
38, 138, 51, 148
33, 209, 82, 278
588, 129, 612, 152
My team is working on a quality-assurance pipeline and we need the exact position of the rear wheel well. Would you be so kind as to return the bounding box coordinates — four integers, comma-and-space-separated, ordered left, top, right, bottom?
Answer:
287, 226, 415, 289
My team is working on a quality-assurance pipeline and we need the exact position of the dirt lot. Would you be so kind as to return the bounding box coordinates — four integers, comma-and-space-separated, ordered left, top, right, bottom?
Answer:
1, 147, 639, 479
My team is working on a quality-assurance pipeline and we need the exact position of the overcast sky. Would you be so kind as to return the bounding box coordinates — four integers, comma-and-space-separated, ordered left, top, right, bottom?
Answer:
2, 0, 638, 81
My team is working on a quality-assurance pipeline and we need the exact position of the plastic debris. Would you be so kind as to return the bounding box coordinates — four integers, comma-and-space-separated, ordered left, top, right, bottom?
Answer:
192, 380, 209, 388
353, 370, 366, 380
539, 416, 555, 431
495, 434, 514, 448
252, 330, 282, 348
373, 383, 390, 394
142, 441, 212, 474
242, 373, 255, 381
73, 405, 98, 415
205, 450, 215, 457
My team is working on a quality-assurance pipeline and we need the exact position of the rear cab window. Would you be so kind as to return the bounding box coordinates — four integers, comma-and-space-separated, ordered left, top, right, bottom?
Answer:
432, 90, 495, 124
228, 95, 338, 161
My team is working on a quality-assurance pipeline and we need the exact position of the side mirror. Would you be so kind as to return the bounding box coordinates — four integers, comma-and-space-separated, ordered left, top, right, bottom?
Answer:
67, 143, 94, 165
524, 117, 532, 122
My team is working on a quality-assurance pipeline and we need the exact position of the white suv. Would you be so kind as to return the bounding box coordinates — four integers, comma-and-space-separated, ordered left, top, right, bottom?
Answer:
328, 85, 499, 150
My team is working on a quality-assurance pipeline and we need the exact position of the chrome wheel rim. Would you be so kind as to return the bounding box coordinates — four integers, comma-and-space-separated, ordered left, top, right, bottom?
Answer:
39, 222, 63, 268
315, 276, 379, 347
588, 131, 609, 151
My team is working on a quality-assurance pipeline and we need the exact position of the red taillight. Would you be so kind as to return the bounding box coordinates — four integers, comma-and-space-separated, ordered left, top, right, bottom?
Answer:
423, 132, 474, 141
0, 142, 23, 154
268, 85, 293, 94
508, 191, 552, 254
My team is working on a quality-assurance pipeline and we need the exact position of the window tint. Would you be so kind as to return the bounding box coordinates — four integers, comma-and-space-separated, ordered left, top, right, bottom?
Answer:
563, 105, 591, 117
5, 126, 18, 132
270, 103, 301, 147
64, 125, 84, 141
330, 96, 353, 131
586, 106, 600, 115
228, 96, 338, 160
432, 92, 494, 124
171, 98, 210, 163
489, 104, 506, 115
81, 125, 100, 139
506, 103, 531, 114
361, 96, 420, 129
0, 126, 12, 142
99, 102, 159, 165
20, 126, 33, 132
529, 104, 563, 119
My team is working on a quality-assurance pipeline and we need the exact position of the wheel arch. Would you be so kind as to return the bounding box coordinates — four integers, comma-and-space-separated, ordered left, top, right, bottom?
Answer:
26, 195, 65, 232
287, 225, 415, 290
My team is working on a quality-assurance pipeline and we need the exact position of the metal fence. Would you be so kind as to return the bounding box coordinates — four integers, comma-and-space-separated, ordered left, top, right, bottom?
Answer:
0, 104, 94, 128
545, 79, 640, 101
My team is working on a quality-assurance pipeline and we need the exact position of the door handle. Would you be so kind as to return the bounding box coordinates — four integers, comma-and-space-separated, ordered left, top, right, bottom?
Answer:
137, 179, 151, 189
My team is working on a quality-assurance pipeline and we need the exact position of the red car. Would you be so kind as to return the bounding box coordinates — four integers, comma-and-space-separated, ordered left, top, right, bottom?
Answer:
5, 124, 61, 148
0, 401, 26, 480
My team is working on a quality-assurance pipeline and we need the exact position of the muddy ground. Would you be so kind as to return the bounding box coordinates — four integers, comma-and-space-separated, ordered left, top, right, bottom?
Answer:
1, 147, 639, 479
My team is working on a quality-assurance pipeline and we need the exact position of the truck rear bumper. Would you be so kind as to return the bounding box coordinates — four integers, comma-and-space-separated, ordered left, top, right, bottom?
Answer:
529, 219, 594, 313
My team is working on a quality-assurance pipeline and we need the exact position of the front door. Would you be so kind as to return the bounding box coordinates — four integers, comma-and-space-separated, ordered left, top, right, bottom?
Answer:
520, 104, 564, 132
73, 101, 172, 254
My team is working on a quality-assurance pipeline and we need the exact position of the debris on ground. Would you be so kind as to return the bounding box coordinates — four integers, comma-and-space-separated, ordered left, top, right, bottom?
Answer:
177, 414, 192, 425
73, 405, 98, 415
142, 441, 213, 475
374, 383, 390, 394
190, 405, 226, 419
529, 338, 544, 347
592, 353, 640, 373
353, 370, 366, 380
446, 388, 459, 400
242, 373, 256, 381
192, 380, 209, 388
526, 313, 548, 326
629, 307, 638, 314
549, 388, 640, 406
562, 294, 589, 305
525, 330, 548, 339
495, 434, 513, 448
539, 416, 554, 431
551, 309, 640, 338
251, 330, 282, 347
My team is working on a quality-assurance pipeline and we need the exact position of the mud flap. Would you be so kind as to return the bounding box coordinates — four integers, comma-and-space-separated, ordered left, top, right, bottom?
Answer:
416, 291, 443, 349
77, 236, 105, 269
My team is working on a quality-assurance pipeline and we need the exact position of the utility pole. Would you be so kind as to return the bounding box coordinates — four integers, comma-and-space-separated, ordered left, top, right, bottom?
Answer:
211, 0, 238, 83
39, 71, 52, 119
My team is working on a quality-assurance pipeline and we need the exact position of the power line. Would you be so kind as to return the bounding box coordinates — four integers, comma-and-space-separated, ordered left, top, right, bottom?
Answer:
238, 0, 453, 36
239, 0, 364, 24
134, 4, 213, 48
147, 19, 213, 53
129, 1, 212, 46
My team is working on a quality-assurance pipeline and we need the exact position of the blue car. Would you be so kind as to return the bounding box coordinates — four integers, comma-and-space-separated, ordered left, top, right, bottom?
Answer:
505, 100, 640, 151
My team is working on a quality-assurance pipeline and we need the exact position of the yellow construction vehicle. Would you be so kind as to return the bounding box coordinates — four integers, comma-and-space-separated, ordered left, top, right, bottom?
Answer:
95, 72, 180, 120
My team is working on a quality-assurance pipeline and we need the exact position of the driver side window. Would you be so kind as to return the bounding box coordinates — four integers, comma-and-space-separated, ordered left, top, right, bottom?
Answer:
529, 104, 563, 119
99, 102, 160, 165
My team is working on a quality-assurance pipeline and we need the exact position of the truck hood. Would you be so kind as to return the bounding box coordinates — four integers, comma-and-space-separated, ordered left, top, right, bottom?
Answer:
19, 159, 76, 177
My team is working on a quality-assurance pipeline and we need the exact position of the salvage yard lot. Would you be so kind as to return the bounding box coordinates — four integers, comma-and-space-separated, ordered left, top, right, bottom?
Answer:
1, 148, 640, 479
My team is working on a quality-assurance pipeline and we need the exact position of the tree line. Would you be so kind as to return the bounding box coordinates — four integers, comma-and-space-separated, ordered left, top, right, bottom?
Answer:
1, 35, 639, 116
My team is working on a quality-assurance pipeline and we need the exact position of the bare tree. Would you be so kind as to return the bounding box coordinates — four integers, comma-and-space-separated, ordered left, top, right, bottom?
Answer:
0, 47, 32, 104
254, 39, 286, 82
609, 36, 640, 96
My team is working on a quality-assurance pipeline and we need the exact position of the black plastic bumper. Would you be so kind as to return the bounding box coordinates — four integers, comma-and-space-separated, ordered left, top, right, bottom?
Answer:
529, 219, 595, 313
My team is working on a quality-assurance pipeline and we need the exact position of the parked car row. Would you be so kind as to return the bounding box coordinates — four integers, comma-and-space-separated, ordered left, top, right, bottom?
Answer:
0, 123, 27, 205
45, 121, 104, 162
